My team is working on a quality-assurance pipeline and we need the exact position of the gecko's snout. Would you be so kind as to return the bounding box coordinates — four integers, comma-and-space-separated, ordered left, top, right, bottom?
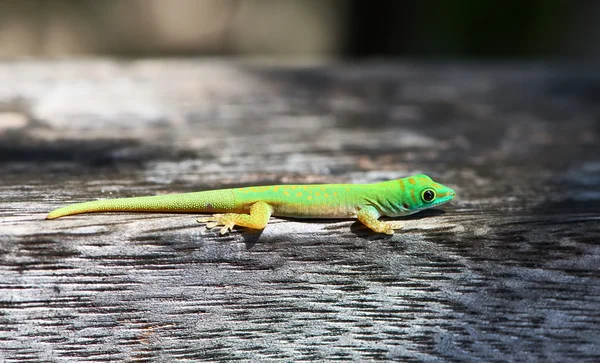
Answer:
448, 190, 457, 201
437, 186, 456, 203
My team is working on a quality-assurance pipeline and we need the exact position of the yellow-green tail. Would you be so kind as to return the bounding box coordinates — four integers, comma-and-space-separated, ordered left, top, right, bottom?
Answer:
46, 189, 235, 219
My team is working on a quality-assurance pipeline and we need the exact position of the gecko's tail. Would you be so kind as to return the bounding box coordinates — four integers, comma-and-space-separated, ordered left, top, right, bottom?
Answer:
46, 189, 235, 219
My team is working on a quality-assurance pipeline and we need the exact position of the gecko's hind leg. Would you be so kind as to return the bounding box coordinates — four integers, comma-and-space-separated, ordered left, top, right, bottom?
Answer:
197, 201, 273, 235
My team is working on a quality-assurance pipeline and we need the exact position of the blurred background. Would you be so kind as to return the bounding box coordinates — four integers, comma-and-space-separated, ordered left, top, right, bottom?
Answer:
0, 0, 598, 59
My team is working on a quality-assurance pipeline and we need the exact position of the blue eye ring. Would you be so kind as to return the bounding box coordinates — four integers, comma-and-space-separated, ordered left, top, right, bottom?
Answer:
421, 188, 436, 203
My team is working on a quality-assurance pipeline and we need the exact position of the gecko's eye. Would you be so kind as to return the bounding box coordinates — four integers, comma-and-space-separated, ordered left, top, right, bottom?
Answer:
421, 189, 436, 203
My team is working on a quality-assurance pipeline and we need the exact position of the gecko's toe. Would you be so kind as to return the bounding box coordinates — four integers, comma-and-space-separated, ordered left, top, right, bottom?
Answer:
198, 214, 224, 229
387, 221, 403, 230
377, 225, 395, 234
199, 214, 238, 235
206, 221, 219, 229
223, 223, 236, 235
219, 225, 232, 235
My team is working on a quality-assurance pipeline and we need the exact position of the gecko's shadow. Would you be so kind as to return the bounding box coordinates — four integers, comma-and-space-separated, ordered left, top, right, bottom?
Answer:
238, 208, 448, 246
349, 208, 447, 238
396, 208, 447, 220
240, 228, 264, 249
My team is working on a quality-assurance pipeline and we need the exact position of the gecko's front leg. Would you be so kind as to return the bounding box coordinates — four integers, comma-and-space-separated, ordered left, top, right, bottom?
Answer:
357, 206, 403, 235
198, 201, 273, 235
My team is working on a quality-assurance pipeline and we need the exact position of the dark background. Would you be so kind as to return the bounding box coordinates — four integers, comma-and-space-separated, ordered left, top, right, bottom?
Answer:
0, 0, 598, 59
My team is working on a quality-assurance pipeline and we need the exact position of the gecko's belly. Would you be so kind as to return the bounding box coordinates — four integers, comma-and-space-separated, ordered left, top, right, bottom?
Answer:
272, 203, 357, 219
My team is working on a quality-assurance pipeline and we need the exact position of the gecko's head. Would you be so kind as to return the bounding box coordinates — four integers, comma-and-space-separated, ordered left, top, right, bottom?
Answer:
397, 174, 456, 215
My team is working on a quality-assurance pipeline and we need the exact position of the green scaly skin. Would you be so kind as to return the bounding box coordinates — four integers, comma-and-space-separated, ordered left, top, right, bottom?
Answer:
46, 174, 456, 235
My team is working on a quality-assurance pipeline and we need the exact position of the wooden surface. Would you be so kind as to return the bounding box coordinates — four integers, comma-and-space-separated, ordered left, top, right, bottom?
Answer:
1, 60, 599, 362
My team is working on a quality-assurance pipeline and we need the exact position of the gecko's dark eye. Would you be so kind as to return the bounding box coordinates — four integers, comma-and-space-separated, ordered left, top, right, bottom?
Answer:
421, 189, 436, 203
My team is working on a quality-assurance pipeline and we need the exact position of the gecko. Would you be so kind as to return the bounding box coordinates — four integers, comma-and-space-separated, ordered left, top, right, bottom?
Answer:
46, 174, 456, 235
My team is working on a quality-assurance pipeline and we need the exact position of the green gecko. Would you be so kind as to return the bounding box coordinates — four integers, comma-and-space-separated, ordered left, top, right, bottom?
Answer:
46, 174, 456, 235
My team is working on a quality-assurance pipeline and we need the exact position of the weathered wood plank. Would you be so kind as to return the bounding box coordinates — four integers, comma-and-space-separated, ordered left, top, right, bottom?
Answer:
1, 60, 599, 362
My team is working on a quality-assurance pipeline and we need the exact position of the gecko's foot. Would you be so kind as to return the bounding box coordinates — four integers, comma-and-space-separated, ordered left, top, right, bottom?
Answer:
197, 214, 236, 235
376, 222, 403, 235
387, 221, 403, 231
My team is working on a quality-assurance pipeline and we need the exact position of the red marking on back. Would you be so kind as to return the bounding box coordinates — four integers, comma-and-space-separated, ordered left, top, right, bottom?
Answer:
408, 178, 416, 185
399, 179, 406, 191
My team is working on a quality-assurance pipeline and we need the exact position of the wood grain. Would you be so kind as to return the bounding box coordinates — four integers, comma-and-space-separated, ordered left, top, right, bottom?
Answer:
1, 60, 599, 362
